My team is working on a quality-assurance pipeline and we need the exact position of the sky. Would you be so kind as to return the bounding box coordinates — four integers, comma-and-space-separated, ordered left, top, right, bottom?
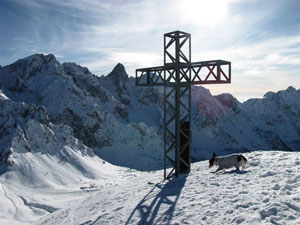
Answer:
0, 0, 299, 102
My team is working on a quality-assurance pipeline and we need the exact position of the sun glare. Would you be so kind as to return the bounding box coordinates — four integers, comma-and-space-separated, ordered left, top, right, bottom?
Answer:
178, 0, 230, 26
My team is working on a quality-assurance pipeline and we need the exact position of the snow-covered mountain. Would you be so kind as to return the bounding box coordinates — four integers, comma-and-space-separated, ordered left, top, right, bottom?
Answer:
0, 53, 299, 171
0, 54, 164, 172
191, 86, 300, 159
0, 54, 300, 225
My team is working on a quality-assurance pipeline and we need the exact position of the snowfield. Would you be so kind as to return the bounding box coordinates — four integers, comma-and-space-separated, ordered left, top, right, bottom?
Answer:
2, 151, 298, 225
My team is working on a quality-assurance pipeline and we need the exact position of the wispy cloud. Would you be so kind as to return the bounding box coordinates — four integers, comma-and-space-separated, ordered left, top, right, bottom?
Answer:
200, 35, 300, 100
82, 49, 162, 76
0, 0, 299, 101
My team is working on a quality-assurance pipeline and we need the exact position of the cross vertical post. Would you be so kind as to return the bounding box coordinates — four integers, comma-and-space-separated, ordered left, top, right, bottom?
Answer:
136, 31, 231, 179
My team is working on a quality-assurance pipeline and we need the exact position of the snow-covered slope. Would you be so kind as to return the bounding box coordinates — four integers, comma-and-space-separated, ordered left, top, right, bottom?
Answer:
37, 151, 300, 225
0, 92, 121, 224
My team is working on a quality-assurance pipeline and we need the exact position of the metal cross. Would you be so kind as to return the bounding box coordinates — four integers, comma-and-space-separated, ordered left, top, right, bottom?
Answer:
136, 31, 231, 179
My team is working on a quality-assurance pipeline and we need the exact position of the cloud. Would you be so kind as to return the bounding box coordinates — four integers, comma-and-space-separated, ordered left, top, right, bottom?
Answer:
199, 35, 300, 101
82, 50, 162, 76
0, 0, 299, 101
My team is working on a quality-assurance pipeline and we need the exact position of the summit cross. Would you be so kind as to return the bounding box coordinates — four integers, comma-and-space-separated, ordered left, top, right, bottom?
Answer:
136, 31, 231, 179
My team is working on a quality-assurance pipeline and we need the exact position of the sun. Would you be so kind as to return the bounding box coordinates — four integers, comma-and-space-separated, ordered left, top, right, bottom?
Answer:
178, 0, 230, 26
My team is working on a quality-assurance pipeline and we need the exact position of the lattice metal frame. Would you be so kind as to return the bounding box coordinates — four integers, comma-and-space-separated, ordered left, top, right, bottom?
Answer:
136, 31, 231, 179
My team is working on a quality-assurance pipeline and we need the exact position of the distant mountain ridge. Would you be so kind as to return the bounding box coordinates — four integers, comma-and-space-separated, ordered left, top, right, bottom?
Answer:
0, 53, 299, 172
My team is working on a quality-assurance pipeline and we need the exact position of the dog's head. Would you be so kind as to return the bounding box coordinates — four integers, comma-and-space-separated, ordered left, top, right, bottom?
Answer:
209, 152, 217, 168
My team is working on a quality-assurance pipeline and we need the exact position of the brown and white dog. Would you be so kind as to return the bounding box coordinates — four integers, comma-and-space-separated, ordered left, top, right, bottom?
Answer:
209, 152, 247, 173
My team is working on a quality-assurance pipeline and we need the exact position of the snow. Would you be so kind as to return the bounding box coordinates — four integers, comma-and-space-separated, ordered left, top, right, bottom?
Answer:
1, 151, 299, 225
0, 90, 9, 100
0, 149, 121, 224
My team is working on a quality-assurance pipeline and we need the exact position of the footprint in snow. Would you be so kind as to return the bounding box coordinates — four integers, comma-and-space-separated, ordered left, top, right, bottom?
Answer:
260, 171, 277, 177
249, 160, 259, 167
273, 184, 280, 190
260, 207, 278, 219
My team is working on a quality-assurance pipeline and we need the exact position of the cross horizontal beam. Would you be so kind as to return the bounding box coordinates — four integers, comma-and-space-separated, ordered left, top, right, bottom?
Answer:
136, 60, 231, 86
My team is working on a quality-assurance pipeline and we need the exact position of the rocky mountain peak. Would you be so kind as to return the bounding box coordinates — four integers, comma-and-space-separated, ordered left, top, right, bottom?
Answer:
215, 93, 238, 109
286, 86, 296, 92
103, 63, 131, 106
0, 53, 66, 98
22, 53, 59, 67
107, 63, 129, 84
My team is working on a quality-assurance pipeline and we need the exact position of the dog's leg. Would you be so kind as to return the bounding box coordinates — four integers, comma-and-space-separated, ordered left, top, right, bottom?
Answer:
241, 161, 246, 170
235, 165, 240, 171
214, 167, 223, 173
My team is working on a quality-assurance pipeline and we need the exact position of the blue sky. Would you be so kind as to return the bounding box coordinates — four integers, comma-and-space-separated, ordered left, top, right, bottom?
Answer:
0, 0, 299, 101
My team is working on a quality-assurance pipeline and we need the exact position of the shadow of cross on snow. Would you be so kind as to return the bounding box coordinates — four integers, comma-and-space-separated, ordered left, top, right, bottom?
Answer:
126, 176, 186, 225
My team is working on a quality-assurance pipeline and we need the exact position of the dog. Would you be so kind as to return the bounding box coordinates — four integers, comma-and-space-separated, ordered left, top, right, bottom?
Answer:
209, 152, 247, 173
